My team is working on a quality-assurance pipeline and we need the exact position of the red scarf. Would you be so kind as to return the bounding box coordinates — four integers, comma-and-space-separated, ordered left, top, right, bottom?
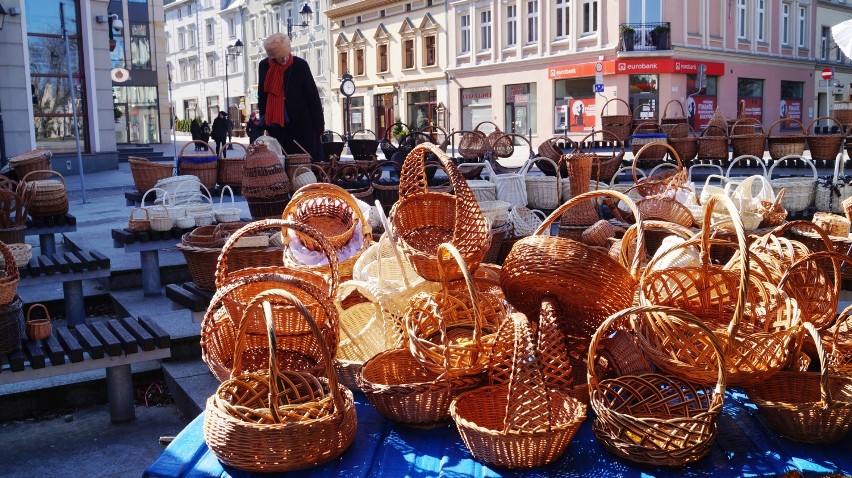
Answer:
263, 56, 294, 127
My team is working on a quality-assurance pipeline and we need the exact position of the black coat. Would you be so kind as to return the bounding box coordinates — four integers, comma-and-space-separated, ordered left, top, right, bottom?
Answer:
258, 56, 324, 162
211, 117, 229, 142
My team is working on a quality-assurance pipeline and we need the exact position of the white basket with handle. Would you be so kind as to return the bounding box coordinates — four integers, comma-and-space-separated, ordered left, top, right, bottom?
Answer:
214, 185, 242, 223
768, 155, 818, 213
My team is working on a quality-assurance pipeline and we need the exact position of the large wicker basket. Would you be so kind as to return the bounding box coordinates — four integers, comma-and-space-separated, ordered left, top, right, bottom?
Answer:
600, 98, 633, 142
129, 157, 173, 193
0, 241, 20, 306
216, 142, 247, 189
806, 116, 844, 163
9, 149, 51, 180
178, 141, 218, 189
768, 155, 818, 213
729, 118, 766, 158
0, 295, 24, 355
660, 99, 689, 137
766, 119, 806, 160
666, 123, 698, 163
18, 170, 68, 217
203, 289, 357, 472
697, 125, 729, 162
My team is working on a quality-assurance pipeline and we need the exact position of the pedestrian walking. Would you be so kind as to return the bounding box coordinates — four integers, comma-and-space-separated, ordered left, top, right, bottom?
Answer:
211, 112, 229, 158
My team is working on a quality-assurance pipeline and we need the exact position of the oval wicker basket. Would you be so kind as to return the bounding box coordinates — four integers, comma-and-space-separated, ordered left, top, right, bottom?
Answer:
697, 125, 729, 162
766, 119, 806, 160
216, 142, 247, 189
129, 157, 173, 193
18, 170, 69, 217
9, 149, 52, 180
767, 155, 817, 213
729, 118, 766, 158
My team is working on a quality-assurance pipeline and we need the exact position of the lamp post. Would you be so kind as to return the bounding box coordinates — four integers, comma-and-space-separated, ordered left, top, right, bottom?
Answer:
287, 3, 314, 39
223, 39, 243, 145
340, 74, 355, 141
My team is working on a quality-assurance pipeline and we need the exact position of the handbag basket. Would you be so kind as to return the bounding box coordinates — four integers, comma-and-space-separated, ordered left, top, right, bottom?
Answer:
390, 143, 490, 282
0, 295, 24, 355
768, 156, 818, 213
9, 149, 51, 180
334, 280, 389, 390
216, 142, 247, 189
450, 311, 586, 469
203, 289, 357, 472
600, 98, 633, 142
697, 125, 730, 162
746, 322, 852, 443
639, 194, 802, 387
729, 118, 766, 158
667, 124, 699, 163
581, 130, 627, 183
482, 160, 527, 208
405, 243, 507, 378
18, 170, 69, 217
660, 99, 689, 137
25, 303, 51, 341
178, 141, 218, 189
129, 157, 173, 193
767, 119, 806, 160
807, 116, 844, 163
501, 189, 644, 339
0, 241, 21, 306
591, 305, 726, 466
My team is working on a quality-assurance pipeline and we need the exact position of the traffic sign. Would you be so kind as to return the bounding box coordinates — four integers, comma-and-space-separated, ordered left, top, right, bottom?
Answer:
822, 67, 834, 80
594, 83, 604, 93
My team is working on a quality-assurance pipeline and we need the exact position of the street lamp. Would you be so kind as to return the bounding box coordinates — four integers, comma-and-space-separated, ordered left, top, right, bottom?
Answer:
287, 3, 314, 39
223, 39, 243, 146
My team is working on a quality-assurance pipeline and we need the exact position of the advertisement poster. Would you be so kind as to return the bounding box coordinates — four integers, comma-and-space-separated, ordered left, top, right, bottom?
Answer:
738, 97, 763, 123
569, 98, 596, 133
780, 98, 803, 131
686, 95, 717, 131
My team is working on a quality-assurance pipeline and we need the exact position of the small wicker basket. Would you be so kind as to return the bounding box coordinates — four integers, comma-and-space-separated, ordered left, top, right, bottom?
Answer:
25, 303, 51, 341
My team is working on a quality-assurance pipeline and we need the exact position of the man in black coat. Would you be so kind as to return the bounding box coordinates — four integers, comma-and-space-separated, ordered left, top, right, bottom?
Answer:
211, 111, 229, 157
258, 33, 324, 163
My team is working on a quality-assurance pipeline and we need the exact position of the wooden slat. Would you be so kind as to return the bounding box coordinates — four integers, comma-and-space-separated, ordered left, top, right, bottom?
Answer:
165, 284, 207, 312
65, 214, 77, 226
26, 257, 41, 277
89, 250, 110, 269
111, 228, 134, 247
183, 282, 214, 302
72, 250, 99, 271
63, 252, 84, 272
52, 254, 71, 273
37, 255, 56, 275
90, 322, 122, 357
74, 325, 104, 360
41, 334, 65, 366
56, 328, 84, 363
107, 319, 138, 354
6, 348, 25, 371
23, 340, 45, 369
137, 316, 171, 349
119, 317, 155, 351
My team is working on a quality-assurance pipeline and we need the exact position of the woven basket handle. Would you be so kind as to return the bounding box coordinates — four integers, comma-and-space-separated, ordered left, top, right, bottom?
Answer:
501, 311, 554, 434
535, 189, 645, 278
833, 304, 852, 362
218, 142, 247, 160
19, 170, 66, 188
767, 118, 805, 137
777, 250, 848, 328
179, 140, 215, 156
334, 280, 387, 357
616, 219, 695, 269
601, 97, 632, 116
214, 219, 340, 296
609, 165, 645, 188
284, 182, 372, 245
808, 116, 841, 135
632, 142, 685, 187
803, 322, 833, 406
521, 156, 561, 183
398, 143, 487, 254
373, 199, 411, 290
129, 207, 150, 222
435, 243, 485, 362
0, 241, 19, 283
579, 129, 625, 156
662, 99, 686, 119
218, 185, 235, 209
26, 303, 50, 324
687, 163, 724, 184
290, 139, 311, 156
768, 155, 818, 181
726, 155, 768, 179
586, 305, 727, 407
730, 174, 775, 207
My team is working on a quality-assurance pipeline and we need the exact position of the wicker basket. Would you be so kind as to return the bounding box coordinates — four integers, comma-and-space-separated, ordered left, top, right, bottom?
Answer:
831, 304, 852, 375
697, 125, 729, 162
0, 295, 24, 355
450, 311, 586, 469
18, 170, 69, 217
730, 118, 766, 158
216, 142, 247, 189
24, 303, 51, 341
807, 116, 844, 163
334, 280, 389, 390
0, 241, 20, 306
746, 322, 852, 443
501, 189, 643, 339
347, 129, 380, 162
2, 243, 32, 269
129, 157, 173, 193
536, 136, 570, 166
213, 185, 242, 223
203, 289, 357, 473
178, 141, 218, 189
767, 155, 818, 213
660, 99, 689, 137
632, 142, 687, 198
591, 305, 726, 466
579, 129, 626, 183
128, 207, 150, 232
242, 143, 290, 219
390, 143, 490, 282
766, 119, 806, 160
600, 98, 633, 142
321, 130, 346, 162
630, 123, 668, 166
777, 250, 847, 331
282, 183, 359, 250
283, 140, 313, 188
458, 130, 487, 161
667, 123, 699, 163
9, 149, 52, 180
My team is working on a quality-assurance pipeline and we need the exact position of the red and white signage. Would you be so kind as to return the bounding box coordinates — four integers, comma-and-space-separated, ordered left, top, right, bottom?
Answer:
822, 67, 834, 80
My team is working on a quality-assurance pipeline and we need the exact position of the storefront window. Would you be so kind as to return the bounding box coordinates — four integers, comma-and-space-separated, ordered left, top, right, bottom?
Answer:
686, 75, 718, 131
350, 96, 365, 133
505, 83, 537, 135
130, 23, 152, 70
27, 0, 89, 153
629, 74, 659, 122
114, 86, 160, 144
780, 80, 804, 131
407, 91, 437, 130
554, 79, 595, 134
460, 87, 492, 131
737, 78, 764, 123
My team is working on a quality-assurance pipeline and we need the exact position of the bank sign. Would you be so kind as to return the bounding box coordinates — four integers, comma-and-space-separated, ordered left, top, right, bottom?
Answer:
549, 59, 724, 79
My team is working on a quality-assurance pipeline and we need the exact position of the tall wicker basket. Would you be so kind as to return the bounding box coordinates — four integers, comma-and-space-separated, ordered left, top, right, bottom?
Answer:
216, 142, 247, 189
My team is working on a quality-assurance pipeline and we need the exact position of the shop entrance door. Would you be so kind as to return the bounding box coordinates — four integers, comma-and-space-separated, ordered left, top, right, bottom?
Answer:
375, 94, 394, 141
114, 103, 129, 144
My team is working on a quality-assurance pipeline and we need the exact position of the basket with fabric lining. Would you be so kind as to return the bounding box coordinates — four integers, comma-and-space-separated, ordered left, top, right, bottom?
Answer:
331, 163, 375, 203
283, 183, 358, 252
730, 118, 766, 158
630, 123, 668, 166
450, 311, 586, 469
203, 289, 357, 472
590, 305, 726, 467
806, 116, 844, 163
129, 157, 173, 193
9, 149, 52, 180
216, 142, 247, 189
600, 98, 633, 142
390, 143, 490, 282
178, 141, 218, 189
767, 119, 806, 160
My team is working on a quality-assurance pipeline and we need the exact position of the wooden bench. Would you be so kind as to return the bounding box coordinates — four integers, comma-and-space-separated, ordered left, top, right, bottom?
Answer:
112, 227, 194, 297
164, 282, 213, 323
25, 213, 77, 254
0, 315, 171, 423
17, 248, 111, 327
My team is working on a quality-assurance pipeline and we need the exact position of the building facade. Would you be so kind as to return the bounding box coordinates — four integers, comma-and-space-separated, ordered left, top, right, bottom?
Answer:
0, 0, 169, 173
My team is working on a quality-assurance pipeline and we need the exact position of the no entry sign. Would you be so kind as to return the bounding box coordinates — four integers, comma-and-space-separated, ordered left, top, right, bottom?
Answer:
823, 67, 834, 80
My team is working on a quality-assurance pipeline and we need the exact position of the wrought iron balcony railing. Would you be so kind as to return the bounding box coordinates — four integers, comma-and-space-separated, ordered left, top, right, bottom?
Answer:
619, 22, 671, 52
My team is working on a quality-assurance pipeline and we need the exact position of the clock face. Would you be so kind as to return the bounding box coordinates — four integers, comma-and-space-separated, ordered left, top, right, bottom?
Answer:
341, 79, 355, 97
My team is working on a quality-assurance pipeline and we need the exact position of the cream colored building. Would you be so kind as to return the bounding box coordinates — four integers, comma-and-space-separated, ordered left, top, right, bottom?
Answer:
816, 0, 852, 128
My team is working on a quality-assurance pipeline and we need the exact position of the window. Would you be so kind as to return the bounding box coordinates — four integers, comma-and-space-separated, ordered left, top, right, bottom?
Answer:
355, 48, 365, 76
206, 19, 214, 43
314, 1, 321, 26
461, 86, 492, 130
527, 0, 539, 44
206, 53, 215, 77
187, 25, 196, 48
188, 57, 198, 80
822, 26, 829, 60
780, 80, 804, 131
480, 11, 492, 51
781, 3, 790, 45
229, 16, 236, 38
582, 0, 597, 34
180, 60, 188, 82
555, 0, 569, 39
339, 51, 348, 76
275, 10, 282, 34
756, 0, 765, 41
737, 0, 747, 39
250, 19, 256, 41
130, 23, 152, 70
165, 33, 170, 54
178, 8, 182, 20
460, 14, 470, 53
423, 35, 437, 66
315, 49, 323, 76
178, 30, 185, 50
187, 3, 192, 14
403, 38, 415, 69
506, 5, 517, 46
262, 14, 268, 37
505, 83, 537, 134
378, 43, 389, 72
798, 6, 806, 48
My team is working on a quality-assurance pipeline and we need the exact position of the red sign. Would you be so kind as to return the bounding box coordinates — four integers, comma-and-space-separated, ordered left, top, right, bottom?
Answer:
569, 98, 596, 133
686, 95, 717, 132
822, 67, 834, 80
548, 59, 725, 79
780, 98, 803, 131
738, 98, 764, 123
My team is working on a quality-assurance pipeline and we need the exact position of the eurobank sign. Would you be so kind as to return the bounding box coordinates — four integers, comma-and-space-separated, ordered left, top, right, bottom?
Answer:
549, 59, 725, 79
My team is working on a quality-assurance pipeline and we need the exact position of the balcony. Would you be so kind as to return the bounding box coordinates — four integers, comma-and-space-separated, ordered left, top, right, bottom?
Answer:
619, 22, 671, 52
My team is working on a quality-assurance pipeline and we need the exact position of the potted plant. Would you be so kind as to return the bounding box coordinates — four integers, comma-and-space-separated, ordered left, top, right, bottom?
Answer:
651, 24, 670, 50
620, 25, 635, 51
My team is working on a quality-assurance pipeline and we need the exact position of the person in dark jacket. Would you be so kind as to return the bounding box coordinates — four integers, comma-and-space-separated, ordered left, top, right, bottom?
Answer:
199, 120, 211, 147
211, 112, 229, 157
246, 111, 262, 144
190, 118, 203, 150
258, 33, 324, 163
